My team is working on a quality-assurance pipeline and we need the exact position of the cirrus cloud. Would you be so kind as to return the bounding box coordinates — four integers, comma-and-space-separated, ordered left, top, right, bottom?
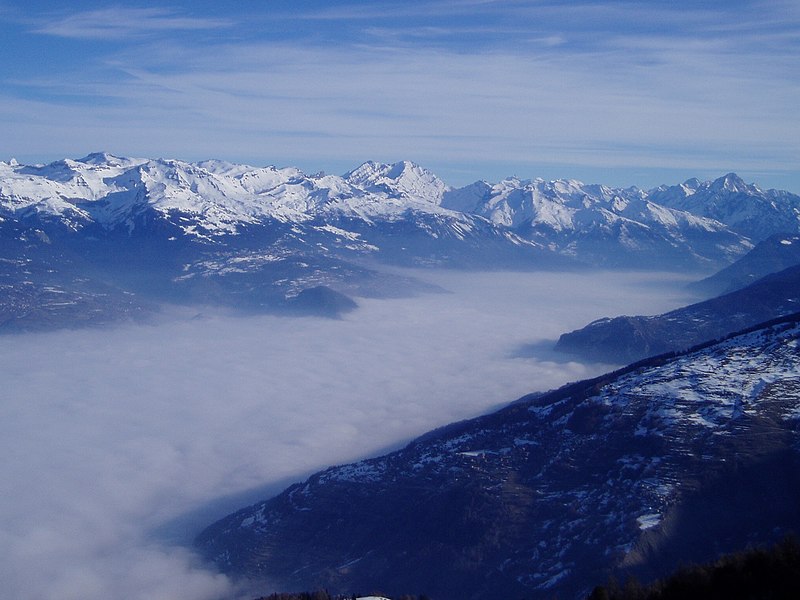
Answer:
32, 7, 232, 40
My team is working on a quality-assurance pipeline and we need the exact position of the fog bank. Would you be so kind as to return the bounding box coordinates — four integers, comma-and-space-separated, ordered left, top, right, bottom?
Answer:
0, 269, 697, 600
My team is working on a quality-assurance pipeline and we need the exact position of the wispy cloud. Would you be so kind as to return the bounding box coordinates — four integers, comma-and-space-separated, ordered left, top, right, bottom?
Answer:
6, 25, 797, 180
290, 0, 511, 21
1, 1, 798, 190
33, 7, 232, 40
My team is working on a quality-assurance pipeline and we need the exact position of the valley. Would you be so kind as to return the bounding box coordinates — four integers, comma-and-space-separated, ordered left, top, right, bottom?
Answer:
0, 268, 696, 600
2, 155, 799, 600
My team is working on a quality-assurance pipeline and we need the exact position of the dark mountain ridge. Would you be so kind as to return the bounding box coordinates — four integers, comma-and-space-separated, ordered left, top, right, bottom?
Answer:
555, 262, 800, 364
689, 233, 800, 297
196, 313, 800, 600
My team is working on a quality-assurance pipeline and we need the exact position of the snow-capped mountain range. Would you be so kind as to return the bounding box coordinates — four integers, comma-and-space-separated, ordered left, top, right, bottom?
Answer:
197, 313, 800, 600
2, 153, 800, 329
442, 176, 758, 267
0, 153, 495, 242
5, 153, 798, 266
650, 173, 800, 242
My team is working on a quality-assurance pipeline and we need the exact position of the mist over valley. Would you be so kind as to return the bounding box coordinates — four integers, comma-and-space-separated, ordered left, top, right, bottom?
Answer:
4, 1, 800, 596
0, 268, 697, 600
3, 150, 800, 598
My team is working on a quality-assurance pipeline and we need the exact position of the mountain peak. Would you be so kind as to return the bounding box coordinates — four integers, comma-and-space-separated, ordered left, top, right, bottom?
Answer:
385, 159, 419, 179
343, 160, 389, 181
682, 177, 702, 191
78, 151, 115, 164
344, 160, 448, 203
76, 152, 147, 171
710, 172, 749, 193
345, 160, 420, 181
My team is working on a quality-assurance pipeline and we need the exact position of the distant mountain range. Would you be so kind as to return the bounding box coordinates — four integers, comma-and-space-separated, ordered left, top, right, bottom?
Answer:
556, 237, 800, 364
196, 313, 800, 600
8, 155, 800, 597
4, 153, 800, 331
441, 174, 755, 268
689, 233, 800, 296
648, 173, 800, 243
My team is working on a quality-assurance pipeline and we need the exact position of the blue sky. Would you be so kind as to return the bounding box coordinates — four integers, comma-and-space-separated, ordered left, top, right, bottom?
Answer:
1, 0, 798, 191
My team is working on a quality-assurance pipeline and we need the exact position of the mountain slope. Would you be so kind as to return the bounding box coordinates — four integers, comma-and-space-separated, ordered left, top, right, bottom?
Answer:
0, 155, 518, 250
555, 263, 800, 364
2, 155, 770, 271
3, 155, 799, 331
0, 155, 565, 329
196, 315, 800, 600
689, 233, 800, 296
0, 218, 154, 331
442, 176, 752, 268
649, 173, 800, 242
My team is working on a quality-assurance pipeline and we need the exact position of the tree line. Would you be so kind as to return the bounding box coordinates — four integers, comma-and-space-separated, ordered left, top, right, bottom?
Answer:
588, 537, 800, 599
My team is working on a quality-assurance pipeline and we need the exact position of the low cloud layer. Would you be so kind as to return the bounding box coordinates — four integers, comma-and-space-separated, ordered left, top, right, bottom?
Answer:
0, 269, 696, 599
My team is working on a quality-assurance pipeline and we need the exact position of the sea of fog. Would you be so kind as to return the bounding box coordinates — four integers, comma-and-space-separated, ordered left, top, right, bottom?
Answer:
0, 269, 700, 600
